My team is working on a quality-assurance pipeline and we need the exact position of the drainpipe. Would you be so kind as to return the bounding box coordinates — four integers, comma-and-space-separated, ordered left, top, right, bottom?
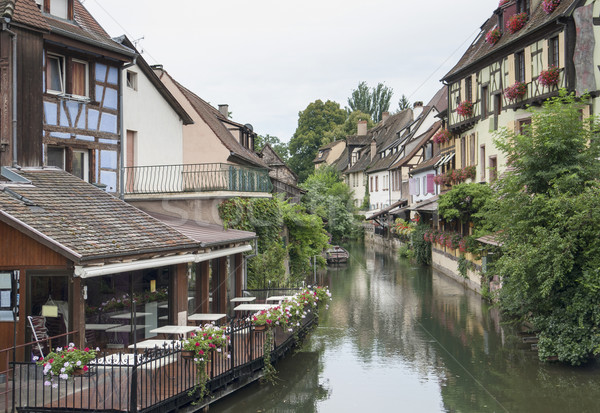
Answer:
2, 20, 17, 167
119, 57, 137, 199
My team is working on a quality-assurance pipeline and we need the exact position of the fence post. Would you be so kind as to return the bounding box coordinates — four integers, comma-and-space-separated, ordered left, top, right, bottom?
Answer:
130, 354, 138, 413
229, 319, 235, 373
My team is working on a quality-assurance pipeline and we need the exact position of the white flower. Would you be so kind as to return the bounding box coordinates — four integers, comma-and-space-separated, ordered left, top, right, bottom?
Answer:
63, 361, 70, 367
60, 367, 66, 373
59, 373, 68, 380
52, 383, 58, 388
68, 342, 75, 348
217, 348, 221, 353
76, 360, 82, 366
56, 347, 62, 352
44, 380, 51, 386
326, 305, 329, 310
227, 354, 231, 359
33, 356, 39, 361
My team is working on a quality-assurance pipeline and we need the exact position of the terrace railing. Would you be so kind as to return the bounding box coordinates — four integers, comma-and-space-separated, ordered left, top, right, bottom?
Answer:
124, 163, 272, 195
8, 315, 315, 413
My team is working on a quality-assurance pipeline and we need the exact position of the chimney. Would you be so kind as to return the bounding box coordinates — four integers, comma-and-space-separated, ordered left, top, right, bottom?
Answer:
413, 101, 424, 119
382, 112, 390, 124
370, 139, 377, 161
218, 104, 229, 118
357, 120, 368, 136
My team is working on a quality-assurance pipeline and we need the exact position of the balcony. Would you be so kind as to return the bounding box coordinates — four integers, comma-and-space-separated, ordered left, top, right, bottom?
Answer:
124, 163, 272, 195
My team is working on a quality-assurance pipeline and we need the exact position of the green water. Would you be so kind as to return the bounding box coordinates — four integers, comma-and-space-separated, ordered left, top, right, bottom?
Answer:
211, 243, 600, 412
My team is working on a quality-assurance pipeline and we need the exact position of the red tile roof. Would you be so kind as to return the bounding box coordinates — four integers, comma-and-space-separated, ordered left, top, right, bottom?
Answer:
11, 0, 49, 31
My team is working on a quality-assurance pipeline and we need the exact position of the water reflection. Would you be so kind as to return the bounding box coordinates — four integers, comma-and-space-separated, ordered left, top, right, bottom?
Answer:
211, 242, 600, 413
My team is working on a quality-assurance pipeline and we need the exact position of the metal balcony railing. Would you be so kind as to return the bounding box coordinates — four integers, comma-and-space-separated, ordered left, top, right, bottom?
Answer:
124, 163, 272, 195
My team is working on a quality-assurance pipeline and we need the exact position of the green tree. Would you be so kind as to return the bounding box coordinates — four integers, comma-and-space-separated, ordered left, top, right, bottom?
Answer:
347, 81, 393, 123
438, 183, 493, 230
485, 91, 600, 365
255, 134, 289, 162
398, 94, 411, 111
322, 110, 374, 144
288, 100, 347, 182
301, 165, 359, 242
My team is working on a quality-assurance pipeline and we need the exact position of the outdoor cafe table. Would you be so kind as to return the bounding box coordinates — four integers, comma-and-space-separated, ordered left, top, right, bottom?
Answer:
230, 297, 256, 303
188, 313, 227, 323
265, 296, 294, 304
85, 323, 121, 331
233, 304, 278, 313
149, 325, 198, 338
128, 339, 178, 349
109, 312, 152, 320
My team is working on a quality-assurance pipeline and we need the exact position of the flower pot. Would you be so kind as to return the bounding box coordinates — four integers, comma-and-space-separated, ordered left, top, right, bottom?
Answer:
181, 350, 195, 360
72, 368, 86, 377
254, 324, 267, 332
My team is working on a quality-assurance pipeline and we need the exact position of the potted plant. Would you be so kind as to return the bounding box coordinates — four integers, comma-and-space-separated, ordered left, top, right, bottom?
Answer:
538, 66, 560, 87
542, 0, 561, 14
180, 325, 228, 400
433, 129, 452, 144
504, 81, 527, 101
36, 343, 97, 387
456, 100, 473, 118
485, 28, 501, 46
506, 12, 528, 34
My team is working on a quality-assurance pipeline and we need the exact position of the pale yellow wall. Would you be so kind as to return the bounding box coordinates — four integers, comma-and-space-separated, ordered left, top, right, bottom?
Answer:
326, 141, 346, 166
158, 73, 231, 165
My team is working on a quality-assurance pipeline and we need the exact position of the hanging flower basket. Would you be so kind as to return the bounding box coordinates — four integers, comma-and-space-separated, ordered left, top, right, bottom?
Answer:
485, 28, 501, 45
542, 0, 560, 14
433, 129, 452, 144
538, 66, 560, 87
498, 0, 510, 7
456, 100, 473, 118
506, 12, 528, 34
504, 81, 527, 101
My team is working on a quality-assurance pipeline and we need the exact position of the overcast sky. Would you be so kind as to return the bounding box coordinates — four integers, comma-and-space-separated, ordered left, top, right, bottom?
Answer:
82, 0, 498, 142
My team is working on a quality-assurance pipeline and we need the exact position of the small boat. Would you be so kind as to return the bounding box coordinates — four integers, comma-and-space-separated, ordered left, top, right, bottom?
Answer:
325, 246, 349, 264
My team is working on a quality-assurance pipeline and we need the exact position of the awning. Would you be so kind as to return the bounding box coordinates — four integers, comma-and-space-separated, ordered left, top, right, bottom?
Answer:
409, 195, 439, 212
477, 234, 503, 247
74, 244, 253, 278
366, 199, 408, 220
434, 153, 455, 168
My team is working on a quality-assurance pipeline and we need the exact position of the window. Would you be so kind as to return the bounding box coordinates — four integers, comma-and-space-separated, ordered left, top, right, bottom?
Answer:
50, 0, 69, 19
422, 176, 427, 195
47, 146, 89, 182
47, 146, 65, 169
461, 137, 466, 168
465, 77, 472, 102
515, 51, 525, 83
493, 93, 502, 130
549, 36, 559, 67
72, 59, 88, 97
480, 145, 486, 181
516, 0, 530, 14
126, 70, 138, 90
375, 176, 379, 192
370, 177, 373, 193
481, 86, 488, 119
72, 150, 89, 181
469, 134, 476, 166
518, 118, 532, 135
489, 156, 498, 182
46, 53, 65, 94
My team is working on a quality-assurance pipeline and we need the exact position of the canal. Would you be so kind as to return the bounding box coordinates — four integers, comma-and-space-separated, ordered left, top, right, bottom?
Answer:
211, 243, 600, 412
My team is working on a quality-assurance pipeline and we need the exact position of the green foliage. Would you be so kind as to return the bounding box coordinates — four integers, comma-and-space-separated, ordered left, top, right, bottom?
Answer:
255, 134, 289, 162
411, 224, 431, 265
322, 110, 374, 144
398, 94, 411, 111
247, 243, 287, 289
457, 255, 473, 279
438, 183, 493, 227
398, 244, 414, 260
487, 91, 600, 365
301, 165, 360, 242
347, 81, 393, 122
288, 100, 347, 182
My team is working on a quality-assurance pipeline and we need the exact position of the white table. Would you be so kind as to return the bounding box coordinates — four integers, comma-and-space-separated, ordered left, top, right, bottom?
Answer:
266, 296, 294, 303
85, 323, 121, 331
233, 304, 278, 312
230, 296, 256, 303
110, 312, 152, 320
106, 324, 149, 333
149, 325, 198, 338
188, 313, 227, 323
128, 339, 178, 349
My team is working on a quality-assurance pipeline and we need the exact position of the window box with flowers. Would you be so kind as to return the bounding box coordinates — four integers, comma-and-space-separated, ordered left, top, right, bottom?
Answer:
456, 100, 473, 118
506, 12, 528, 34
36, 343, 97, 387
433, 166, 476, 186
485, 28, 501, 46
504, 81, 527, 101
538, 66, 560, 88
542, 0, 560, 14
498, 0, 510, 7
433, 129, 452, 145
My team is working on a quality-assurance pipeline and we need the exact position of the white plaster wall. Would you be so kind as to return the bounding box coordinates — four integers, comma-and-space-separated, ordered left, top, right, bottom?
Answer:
123, 66, 184, 167
412, 169, 437, 203
369, 170, 391, 210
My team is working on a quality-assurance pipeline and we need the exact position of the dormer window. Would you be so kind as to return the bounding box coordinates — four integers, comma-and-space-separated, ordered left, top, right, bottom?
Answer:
516, 0, 530, 15
43, 0, 73, 20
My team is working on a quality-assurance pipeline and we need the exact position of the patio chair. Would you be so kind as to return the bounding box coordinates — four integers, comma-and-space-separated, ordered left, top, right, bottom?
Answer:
27, 315, 48, 359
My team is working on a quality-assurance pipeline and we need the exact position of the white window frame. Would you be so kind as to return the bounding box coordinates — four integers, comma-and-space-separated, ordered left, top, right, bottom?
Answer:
126, 70, 138, 90
71, 58, 89, 98
46, 53, 65, 95
50, 0, 69, 19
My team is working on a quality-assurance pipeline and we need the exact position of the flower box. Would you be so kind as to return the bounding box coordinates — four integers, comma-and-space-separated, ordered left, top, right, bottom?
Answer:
506, 12, 528, 34
542, 0, 560, 14
485, 28, 501, 45
538, 66, 560, 87
504, 81, 527, 101
456, 100, 473, 118
433, 129, 452, 144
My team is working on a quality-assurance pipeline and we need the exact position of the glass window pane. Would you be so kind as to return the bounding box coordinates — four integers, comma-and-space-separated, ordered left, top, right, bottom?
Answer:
47, 147, 64, 169
46, 56, 63, 93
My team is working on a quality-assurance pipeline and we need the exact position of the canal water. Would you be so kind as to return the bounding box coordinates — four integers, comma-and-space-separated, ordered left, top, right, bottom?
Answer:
211, 243, 600, 412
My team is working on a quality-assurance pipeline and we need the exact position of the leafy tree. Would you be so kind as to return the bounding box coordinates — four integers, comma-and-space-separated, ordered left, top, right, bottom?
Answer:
301, 165, 359, 242
485, 91, 600, 365
255, 134, 289, 162
288, 100, 347, 182
347, 81, 393, 123
322, 110, 374, 144
438, 183, 493, 230
398, 94, 411, 111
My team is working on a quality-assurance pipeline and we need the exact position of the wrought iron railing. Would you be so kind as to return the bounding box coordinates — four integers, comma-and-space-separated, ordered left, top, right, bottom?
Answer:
124, 163, 272, 195
9, 315, 316, 413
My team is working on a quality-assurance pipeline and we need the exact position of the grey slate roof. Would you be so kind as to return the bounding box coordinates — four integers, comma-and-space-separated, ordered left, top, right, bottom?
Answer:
0, 168, 198, 263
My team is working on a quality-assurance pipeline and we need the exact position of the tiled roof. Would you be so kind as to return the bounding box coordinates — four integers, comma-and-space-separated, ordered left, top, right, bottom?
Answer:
43, 0, 134, 58
164, 72, 267, 168
0, 168, 198, 263
443, 0, 576, 80
11, 0, 49, 31
334, 147, 349, 172
390, 121, 441, 170
427, 85, 448, 113
146, 212, 256, 248
409, 154, 441, 175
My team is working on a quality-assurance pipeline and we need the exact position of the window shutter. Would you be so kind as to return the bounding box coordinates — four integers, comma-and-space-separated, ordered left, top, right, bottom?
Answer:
409, 178, 416, 195
427, 174, 434, 194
